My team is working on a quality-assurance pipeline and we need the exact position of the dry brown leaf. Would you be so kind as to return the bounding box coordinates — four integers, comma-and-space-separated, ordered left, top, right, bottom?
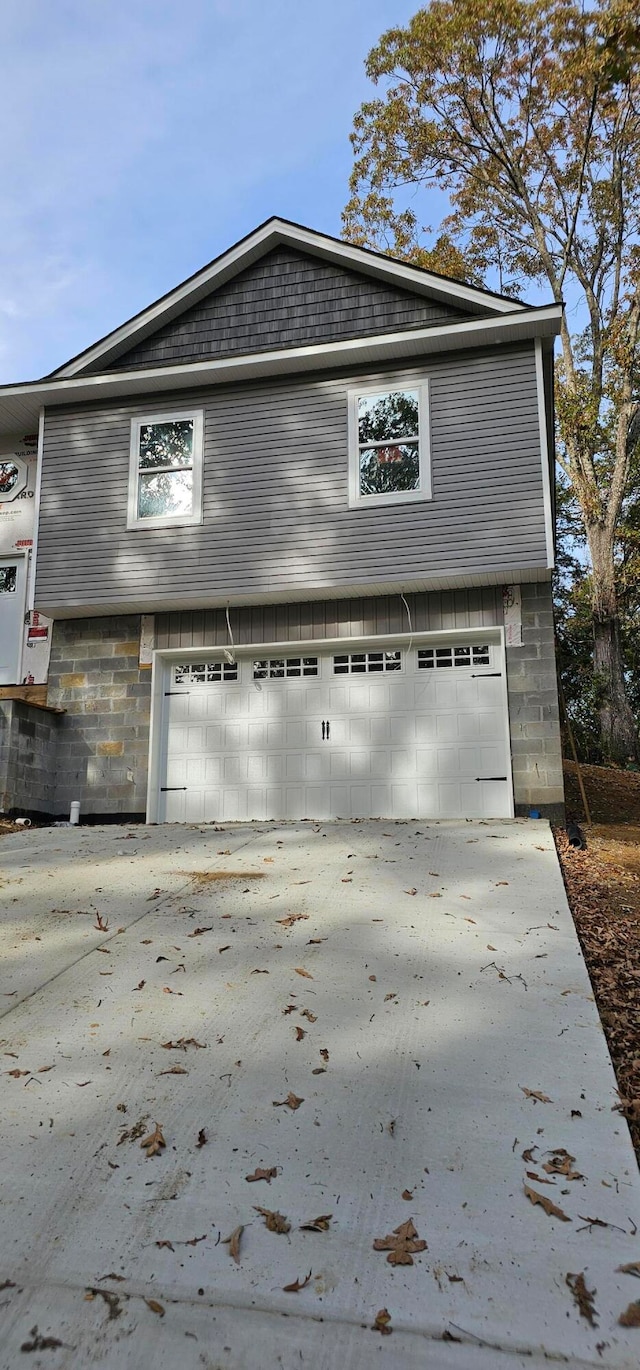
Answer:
251, 968, 269, 975
372, 1307, 393, 1335
246, 1166, 277, 1183
542, 1149, 583, 1181
619, 1300, 640, 1327
218, 945, 231, 953
140, 1123, 166, 1158
282, 1004, 297, 1015
496, 881, 509, 886
283, 1270, 312, 1292
145, 1298, 165, 1317
429, 892, 442, 898
618, 1262, 640, 1278
369, 974, 377, 982
94, 913, 109, 931
196, 1128, 207, 1148
307, 937, 326, 945
295, 967, 313, 979
520, 1086, 553, 1104
273, 1092, 304, 1111
384, 993, 396, 1002
301, 1009, 317, 1022
464, 917, 477, 924
156, 1240, 174, 1251
6, 1069, 30, 1078
277, 914, 309, 928
132, 980, 145, 992
224, 1225, 244, 1263
526, 1170, 555, 1185
320, 1048, 329, 1062
566, 1271, 598, 1326
401, 1189, 413, 1201
295, 1027, 306, 1041
373, 1218, 428, 1265
300, 1214, 332, 1232
254, 1206, 291, 1234
404, 888, 417, 896
162, 987, 183, 996
158, 1065, 188, 1076
188, 927, 213, 937
160, 1037, 206, 1051
523, 1183, 570, 1221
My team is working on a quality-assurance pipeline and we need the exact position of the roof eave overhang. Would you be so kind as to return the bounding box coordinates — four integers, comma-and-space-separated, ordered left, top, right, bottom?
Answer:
0, 304, 563, 441
50, 219, 524, 380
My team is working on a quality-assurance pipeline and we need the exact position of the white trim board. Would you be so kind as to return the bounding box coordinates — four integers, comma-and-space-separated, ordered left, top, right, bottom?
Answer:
534, 339, 556, 569
0, 305, 564, 445
54, 218, 525, 380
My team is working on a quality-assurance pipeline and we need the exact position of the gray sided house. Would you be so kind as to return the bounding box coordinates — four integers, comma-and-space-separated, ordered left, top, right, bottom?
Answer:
0, 219, 564, 824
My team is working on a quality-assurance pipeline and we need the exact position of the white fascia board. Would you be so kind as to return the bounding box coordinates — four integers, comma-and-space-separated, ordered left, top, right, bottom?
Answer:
53, 220, 524, 379
0, 305, 564, 439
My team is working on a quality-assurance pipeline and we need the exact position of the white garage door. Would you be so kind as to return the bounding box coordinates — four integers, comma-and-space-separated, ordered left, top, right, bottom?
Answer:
157, 640, 512, 823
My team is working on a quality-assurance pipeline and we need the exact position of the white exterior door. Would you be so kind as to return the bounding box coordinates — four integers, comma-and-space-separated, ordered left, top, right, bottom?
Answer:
0, 557, 26, 685
157, 641, 512, 823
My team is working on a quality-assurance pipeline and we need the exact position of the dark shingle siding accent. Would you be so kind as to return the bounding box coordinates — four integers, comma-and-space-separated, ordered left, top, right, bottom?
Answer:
105, 247, 471, 372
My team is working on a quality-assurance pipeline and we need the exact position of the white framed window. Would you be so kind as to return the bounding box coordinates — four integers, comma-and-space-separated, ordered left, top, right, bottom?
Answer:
347, 382, 431, 508
333, 650, 402, 674
418, 645, 491, 669
253, 657, 319, 679
127, 410, 204, 529
173, 661, 238, 685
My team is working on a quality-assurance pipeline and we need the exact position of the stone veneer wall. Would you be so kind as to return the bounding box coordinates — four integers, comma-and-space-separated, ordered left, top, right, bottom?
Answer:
505, 581, 564, 821
0, 700, 62, 817
46, 615, 151, 818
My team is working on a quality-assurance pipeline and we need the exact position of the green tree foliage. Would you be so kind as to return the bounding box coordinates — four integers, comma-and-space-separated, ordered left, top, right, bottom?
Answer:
344, 0, 640, 761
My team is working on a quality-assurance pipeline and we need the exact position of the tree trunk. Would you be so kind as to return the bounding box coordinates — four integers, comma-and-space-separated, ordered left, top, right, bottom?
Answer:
587, 522, 638, 763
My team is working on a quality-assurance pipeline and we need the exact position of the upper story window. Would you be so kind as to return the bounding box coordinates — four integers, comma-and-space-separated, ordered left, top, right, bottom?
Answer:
127, 410, 203, 529
348, 383, 431, 509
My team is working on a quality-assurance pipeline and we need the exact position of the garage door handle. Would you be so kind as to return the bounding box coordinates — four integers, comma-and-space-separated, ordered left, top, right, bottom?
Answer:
160, 786, 187, 791
321, 720, 331, 740
475, 776, 507, 782
471, 673, 501, 678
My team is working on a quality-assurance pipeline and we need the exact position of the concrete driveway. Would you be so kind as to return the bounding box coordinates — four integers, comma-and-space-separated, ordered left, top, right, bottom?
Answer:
0, 818, 639, 1369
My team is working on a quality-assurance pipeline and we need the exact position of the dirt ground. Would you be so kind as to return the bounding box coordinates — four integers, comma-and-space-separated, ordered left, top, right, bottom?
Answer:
556, 760, 640, 1161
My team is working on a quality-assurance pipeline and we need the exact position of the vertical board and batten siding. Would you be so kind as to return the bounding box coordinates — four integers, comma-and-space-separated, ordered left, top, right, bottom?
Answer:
154, 587, 502, 651
102, 246, 472, 373
35, 343, 547, 615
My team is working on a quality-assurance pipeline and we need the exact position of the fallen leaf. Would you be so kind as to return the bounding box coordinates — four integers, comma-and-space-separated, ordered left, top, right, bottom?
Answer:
429, 892, 442, 898
523, 1184, 570, 1221
20, 1328, 64, 1352
487, 944, 497, 950
156, 1240, 174, 1250
283, 1270, 312, 1292
402, 1189, 413, 1200
187, 927, 213, 937
140, 1123, 166, 1158
496, 881, 509, 886
132, 980, 146, 992
282, 1004, 297, 1015
526, 1170, 555, 1184
245, 1167, 277, 1183
6, 1069, 30, 1078
369, 975, 377, 982
277, 914, 309, 928
223, 1225, 244, 1263
566, 1271, 598, 1326
404, 888, 417, 896
618, 1262, 640, 1278
320, 1048, 329, 1062
542, 1149, 583, 1181
76, 1081, 92, 1087
94, 913, 109, 931
145, 1298, 165, 1317
300, 1009, 317, 1022
251, 969, 269, 975
373, 1218, 428, 1265
341, 878, 352, 883
372, 1307, 393, 1335
254, 1206, 291, 1234
295, 967, 313, 980
307, 937, 326, 945
160, 1038, 206, 1051
520, 1087, 553, 1104
218, 946, 231, 954
312, 1067, 327, 1074
300, 1214, 332, 1232
464, 917, 477, 924
264, 857, 274, 863
196, 1129, 207, 1148
384, 993, 396, 1002
162, 987, 183, 995
273, 1092, 304, 1111
619, 1301, 640, 1327
295, 1027, 306, 1041
158, 1065, 188, 1076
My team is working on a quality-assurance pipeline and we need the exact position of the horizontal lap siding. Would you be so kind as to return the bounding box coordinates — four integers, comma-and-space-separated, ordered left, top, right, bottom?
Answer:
104, 247, 470, 371
154, 588, 502, 649
36, 344, 547, 612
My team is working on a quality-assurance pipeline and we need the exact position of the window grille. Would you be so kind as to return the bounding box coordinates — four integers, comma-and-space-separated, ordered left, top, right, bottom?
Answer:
418, 645, 491, 669
333, 651, 402, 674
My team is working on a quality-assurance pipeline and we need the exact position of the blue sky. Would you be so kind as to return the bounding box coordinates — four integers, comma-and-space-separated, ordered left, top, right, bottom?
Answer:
0, 0, 425, 382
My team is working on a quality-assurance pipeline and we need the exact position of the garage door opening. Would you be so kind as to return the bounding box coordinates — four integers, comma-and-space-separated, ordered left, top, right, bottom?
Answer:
152, 635, 512, 824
